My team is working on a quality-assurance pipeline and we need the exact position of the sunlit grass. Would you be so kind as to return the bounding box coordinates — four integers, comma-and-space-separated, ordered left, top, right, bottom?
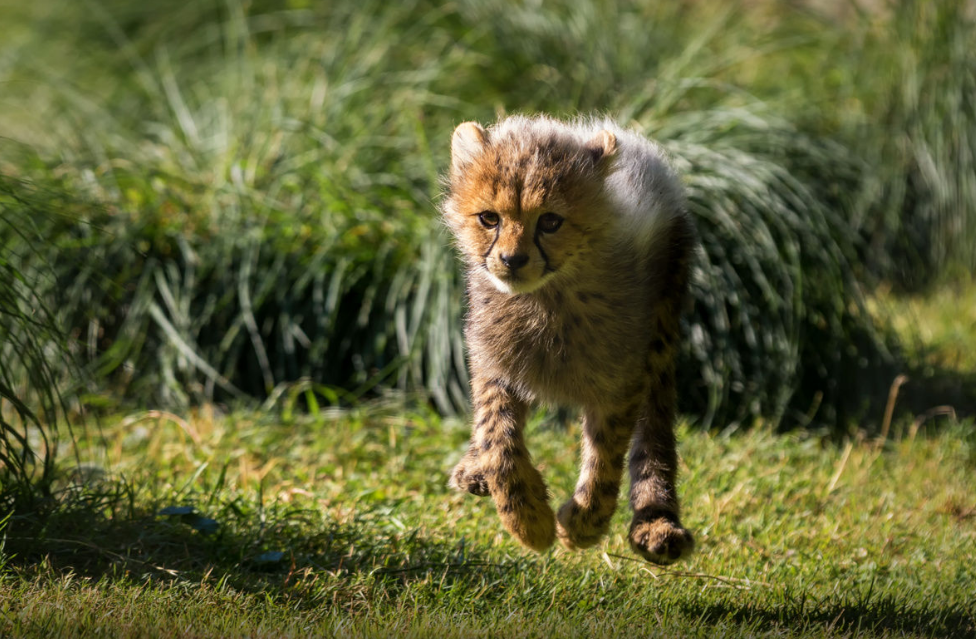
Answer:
1, 403, 973, 637
869, 281, 976, 374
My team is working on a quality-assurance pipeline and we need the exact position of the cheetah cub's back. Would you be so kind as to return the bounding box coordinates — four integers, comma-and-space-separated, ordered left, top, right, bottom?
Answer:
443, 115, 697, 564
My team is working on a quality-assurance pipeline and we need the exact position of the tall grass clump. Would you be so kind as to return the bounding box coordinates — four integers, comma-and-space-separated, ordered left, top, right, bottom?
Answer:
3, 0, 472, 412
0, 174, 72, 512
799, 0, 976, 287
659, 110, 883, 427
873, 0, 976, 285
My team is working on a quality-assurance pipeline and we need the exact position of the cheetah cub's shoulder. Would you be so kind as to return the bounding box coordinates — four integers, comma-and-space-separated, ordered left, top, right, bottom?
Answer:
443, 115, 697, 564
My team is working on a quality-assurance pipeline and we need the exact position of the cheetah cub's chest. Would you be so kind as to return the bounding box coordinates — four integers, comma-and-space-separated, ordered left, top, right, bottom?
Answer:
467, 271, 651, 406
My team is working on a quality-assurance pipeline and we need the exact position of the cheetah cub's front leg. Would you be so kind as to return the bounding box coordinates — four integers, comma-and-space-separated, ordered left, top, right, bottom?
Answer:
450, 376, 556, 551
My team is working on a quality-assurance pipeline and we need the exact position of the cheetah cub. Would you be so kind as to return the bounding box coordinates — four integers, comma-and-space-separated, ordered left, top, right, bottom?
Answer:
443, 115, 697, 564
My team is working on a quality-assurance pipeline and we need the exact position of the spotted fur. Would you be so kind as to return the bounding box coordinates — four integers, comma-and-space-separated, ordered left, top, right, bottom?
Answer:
443, 115, 697, 564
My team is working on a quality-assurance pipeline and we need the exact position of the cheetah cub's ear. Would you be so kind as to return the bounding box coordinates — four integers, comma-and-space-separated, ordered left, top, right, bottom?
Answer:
585, 129, 617, 165
451, 121, 488, 178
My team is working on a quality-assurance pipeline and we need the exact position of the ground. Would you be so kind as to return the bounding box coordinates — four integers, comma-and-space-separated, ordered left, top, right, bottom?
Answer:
2, 393, 973, 637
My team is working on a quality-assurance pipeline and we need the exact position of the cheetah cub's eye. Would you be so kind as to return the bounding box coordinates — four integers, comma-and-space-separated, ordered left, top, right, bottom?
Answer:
477, 211, 500, 229
537, 212, 563, 233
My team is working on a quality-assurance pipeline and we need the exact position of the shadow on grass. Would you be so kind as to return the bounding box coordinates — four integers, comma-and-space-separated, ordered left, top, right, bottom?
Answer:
681, 597, 976, 639
897, 368, 976, 423
1, 481, 526, 612
797, 358, 976, 438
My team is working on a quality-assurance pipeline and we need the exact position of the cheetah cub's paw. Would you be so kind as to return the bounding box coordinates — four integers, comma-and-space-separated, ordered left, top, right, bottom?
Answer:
449, 452, 491, 496
629, 513, 695, 565
555, 499, 613, 550
495, 467, 556, 552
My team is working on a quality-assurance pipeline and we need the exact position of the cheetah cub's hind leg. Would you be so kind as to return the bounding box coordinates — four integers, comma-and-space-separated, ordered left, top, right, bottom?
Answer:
627, 341, 695, 564
449, 377, 556, 552
555, 406, 636, 550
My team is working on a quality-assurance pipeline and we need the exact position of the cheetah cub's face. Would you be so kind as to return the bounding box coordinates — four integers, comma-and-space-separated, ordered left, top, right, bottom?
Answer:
443, 121, 616, 295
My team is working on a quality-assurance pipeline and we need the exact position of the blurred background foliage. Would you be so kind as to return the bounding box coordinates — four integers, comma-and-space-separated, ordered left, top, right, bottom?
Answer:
2, 0, 975, 498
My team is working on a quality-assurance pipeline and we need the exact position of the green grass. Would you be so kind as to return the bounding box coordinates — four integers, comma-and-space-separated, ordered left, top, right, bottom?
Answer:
870, 281, 976, 375
863, 282, 976, 423
2, 403, 974, 637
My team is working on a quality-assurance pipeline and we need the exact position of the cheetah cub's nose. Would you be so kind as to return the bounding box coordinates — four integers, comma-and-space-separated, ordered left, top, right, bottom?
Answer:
500, 253, 529, 271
